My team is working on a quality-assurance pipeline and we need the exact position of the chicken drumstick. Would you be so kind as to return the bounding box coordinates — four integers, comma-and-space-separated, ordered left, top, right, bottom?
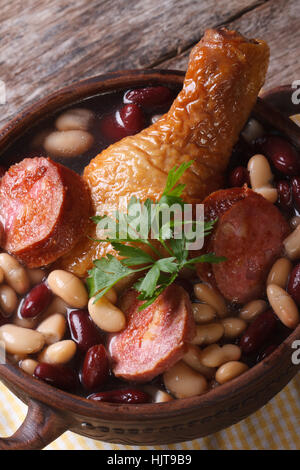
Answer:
59, 28, 269, 277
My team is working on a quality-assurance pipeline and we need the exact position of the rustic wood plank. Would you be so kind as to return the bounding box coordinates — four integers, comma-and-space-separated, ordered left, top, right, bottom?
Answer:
163, 0, 300, 92
0, 0, 263, 127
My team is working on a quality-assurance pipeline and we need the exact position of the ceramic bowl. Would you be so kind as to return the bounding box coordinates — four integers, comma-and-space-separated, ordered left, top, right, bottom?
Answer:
0, 74, 299, 449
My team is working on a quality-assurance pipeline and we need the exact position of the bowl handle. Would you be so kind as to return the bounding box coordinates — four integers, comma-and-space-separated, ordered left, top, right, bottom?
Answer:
0, 398, 69, 450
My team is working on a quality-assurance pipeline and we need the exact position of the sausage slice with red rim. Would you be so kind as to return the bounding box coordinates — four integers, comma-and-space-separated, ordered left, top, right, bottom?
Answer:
196, 186, 256, 285
108, 285, 196, 382
212, 194, 290, 303
0, 157, 91, 267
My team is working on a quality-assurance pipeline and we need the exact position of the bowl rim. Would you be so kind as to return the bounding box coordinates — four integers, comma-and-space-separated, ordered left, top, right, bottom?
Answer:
1, 325, 299, 421
260, 84, 295, 98
0, 71, 299, 422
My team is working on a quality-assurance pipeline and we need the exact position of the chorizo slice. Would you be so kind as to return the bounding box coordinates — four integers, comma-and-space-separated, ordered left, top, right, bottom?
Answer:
108, 285, 196, 382
212, 194, 290, 303
196, 186, 254, 284
203, 186, 253, 222
0, 157, 91, 268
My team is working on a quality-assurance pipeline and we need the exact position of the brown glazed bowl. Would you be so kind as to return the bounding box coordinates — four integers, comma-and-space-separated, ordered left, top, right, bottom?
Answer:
0, 73, 299, 450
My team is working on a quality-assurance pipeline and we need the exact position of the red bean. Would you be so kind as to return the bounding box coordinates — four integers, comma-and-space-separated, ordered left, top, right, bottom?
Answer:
81, 344, 109, 391
276, 180, 292, 211
88, 389, 151, 404
100, 104, 145, 143
99, 114, 119, 142
0, 166, 6, 178
118, 104, 145, 133
229, 166, 250, 187
68, 309, 103, 353
256, 344, 277, 363
260, 135, 300, 176
291, 177, 300, 212
34, 363, 78, 391
124, 86, 172, 110
287, 263, 300, 305
239, 310, 278, 355
20, 283, 52, 318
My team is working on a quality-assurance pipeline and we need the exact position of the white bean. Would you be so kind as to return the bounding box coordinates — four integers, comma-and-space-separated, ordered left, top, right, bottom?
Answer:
248, 154, 274, 190
88, 296, 126, 333
38, 340, 76, 364
47, 270, 88, 308
191, 303, 216, 324
182, 344, 216, 378
284, 225, 300, 260
241, 118, 264, 143
163, 361, 207, 398
194, 284, 227, 318
254, 186, 278, 203
36, 313, 66, 345
221, 317, 247, 339
20, 358, 38, 375
44, 130, 94, 158
154, 390, 173, 403
191, 323, 224, 345
200, 344, 241, 368
0, 253, 30, 295
248, 154, 277, 203
267, 258, 292, 288
216, 361, 248, 384
55, 108, 94, 131
0, 324, 45, 355
0, 284, 18, 317
239, 299, 267, 322
267, 284, 300, 329
143, 386, 173, 403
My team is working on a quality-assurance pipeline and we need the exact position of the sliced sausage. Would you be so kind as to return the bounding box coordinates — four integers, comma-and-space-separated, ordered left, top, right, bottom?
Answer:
203, 186, 252, 222
0, 157, 91, 267
108, 284, 196, 382
212, 194, 290, 303
196, 186, 255, 284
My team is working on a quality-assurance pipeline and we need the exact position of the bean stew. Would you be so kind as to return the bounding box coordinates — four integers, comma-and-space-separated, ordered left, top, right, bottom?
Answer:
0, 82, 300, 405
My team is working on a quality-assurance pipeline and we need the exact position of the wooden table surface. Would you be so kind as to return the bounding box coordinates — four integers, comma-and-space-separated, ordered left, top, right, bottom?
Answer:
0, 0, 299, 128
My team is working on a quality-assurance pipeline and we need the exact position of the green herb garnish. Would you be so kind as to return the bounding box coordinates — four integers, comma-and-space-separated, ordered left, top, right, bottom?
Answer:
87, 161, 225, 310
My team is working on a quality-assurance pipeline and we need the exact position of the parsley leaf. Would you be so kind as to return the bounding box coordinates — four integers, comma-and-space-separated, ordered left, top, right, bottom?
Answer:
110, 242, 154, 266
87, 255, 145, 302
162, 160, 193, 197
135, 264, 161, 299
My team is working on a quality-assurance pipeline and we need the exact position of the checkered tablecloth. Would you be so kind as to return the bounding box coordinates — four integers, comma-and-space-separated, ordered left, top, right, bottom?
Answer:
0, 373, 299, 450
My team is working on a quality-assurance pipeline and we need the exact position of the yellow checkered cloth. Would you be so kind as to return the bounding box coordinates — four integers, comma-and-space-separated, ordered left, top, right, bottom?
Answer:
0, 373, 299, 450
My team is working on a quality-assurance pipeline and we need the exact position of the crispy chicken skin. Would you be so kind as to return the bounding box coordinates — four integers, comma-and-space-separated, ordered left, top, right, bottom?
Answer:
59, 28, 269, 277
